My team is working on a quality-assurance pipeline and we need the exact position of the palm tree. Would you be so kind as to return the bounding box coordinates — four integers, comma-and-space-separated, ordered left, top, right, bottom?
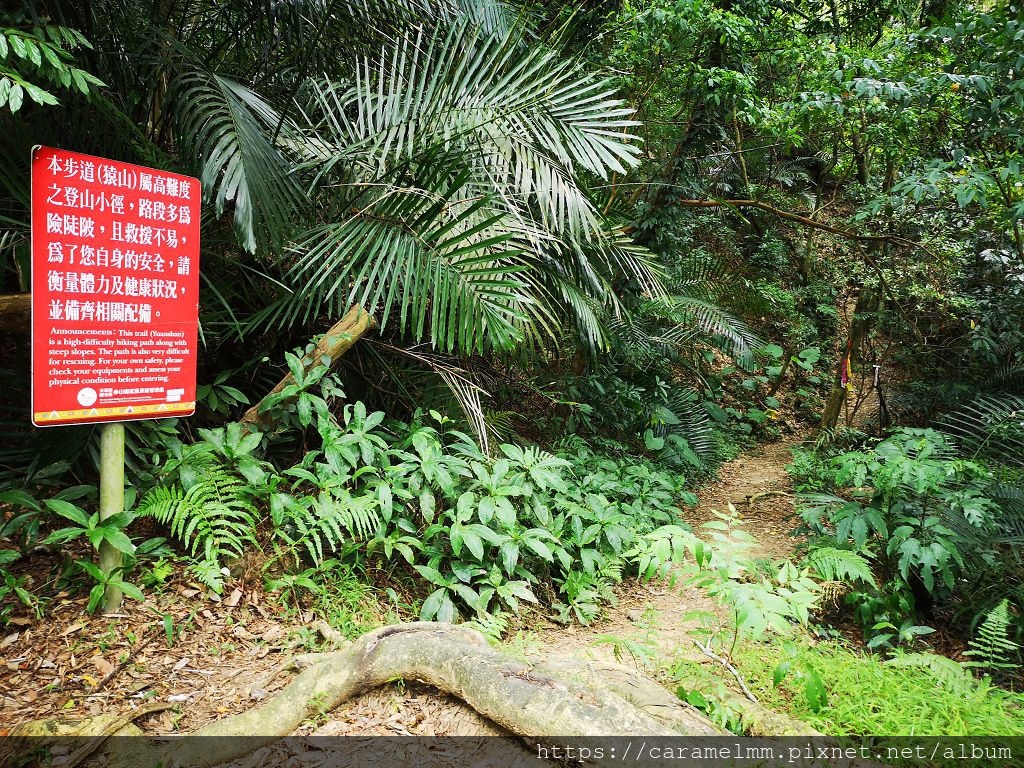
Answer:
1, 0, 761, 461
257, 17, 657, 355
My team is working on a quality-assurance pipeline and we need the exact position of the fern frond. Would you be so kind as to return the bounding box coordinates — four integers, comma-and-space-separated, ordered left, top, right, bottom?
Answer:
277, 492, 381, 565
884, 652, 977, 694
464, 609, 509, 643
139, 470, 258, 571
188, 558, 226, 594
964, 599, 1021, 671
806, 546, 876, 587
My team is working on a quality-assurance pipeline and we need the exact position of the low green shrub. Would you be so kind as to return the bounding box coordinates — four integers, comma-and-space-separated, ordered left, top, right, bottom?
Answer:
789, 427, 1023, 645
130, 363, 701, 626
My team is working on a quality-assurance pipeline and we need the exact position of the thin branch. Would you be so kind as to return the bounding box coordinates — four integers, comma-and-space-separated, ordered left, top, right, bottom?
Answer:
95, 632, 157, 691
694, 639, 759, 703
662, 199, 933, 255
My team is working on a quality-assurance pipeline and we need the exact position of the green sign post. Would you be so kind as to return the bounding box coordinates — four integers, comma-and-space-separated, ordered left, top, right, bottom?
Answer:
98, 423, 125, 611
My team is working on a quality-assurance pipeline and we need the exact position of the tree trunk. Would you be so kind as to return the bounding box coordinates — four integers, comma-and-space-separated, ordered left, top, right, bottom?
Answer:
240, 306, 375, 428
819, 285, 880, 432
851, 133, 870, 187
919, 0, 948, 25
768, 349, 792, 397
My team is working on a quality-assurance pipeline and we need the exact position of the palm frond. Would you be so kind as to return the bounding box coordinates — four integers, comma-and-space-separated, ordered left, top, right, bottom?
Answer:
806, 546, 876, 586
936, 394, 1024, 468
377, 342, 495, 453
456, 0, 521, 37
260, 170, 532, 354
989, 482, 1024, 541
648, 295, 763, 369
172, 68, 305, 252
518, 249, 622, 354
297, 19, 641, 234
257, 19, 651, 356
663, 387, 717, 461
988, 364, 1024, 394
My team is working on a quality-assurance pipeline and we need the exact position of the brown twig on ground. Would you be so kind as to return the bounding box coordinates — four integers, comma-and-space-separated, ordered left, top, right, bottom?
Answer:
95, 632, 157, 692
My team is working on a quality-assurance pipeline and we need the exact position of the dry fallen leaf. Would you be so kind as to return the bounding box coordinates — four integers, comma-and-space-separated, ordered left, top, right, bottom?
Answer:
261, 625, 285, 642
61, 623, 85, 637
91, 656, 114, 676
223, 588, 243, 608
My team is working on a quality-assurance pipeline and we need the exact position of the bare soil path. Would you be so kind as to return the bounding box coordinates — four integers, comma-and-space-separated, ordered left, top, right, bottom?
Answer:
1, 436, 806, 740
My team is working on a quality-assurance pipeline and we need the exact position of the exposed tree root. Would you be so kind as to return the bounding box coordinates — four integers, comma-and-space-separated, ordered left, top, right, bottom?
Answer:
8, 623, 724, 768
10, 623, 870, 767
695, 684, 828, 738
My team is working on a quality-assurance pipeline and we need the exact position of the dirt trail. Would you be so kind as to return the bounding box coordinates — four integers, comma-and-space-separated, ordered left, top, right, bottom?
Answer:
689, 436, 806, 560
317, 434, 808, 735
529, 434, 807, 664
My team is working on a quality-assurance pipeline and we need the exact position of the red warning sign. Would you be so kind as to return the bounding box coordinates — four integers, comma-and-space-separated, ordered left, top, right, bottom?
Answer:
31, 146, 200, 426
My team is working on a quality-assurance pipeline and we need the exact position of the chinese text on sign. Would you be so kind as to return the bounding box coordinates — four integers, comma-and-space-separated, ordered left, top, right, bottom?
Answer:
31, 146, 200, 426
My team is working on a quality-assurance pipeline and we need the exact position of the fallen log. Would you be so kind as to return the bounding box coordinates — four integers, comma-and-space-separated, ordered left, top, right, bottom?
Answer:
0, 293, 30, 331
240, 305, 375, 428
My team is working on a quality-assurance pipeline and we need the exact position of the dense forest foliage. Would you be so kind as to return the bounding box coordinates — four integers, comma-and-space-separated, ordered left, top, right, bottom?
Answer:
1, 0, 1022, 738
